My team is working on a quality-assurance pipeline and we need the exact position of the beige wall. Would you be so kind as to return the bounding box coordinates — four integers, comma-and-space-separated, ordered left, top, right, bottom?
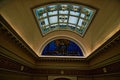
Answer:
93, 76, 120, 80
0, 67, 120, 80
33, 76, 47, 80
0, 70, 32, 80
78, 77, 92, 80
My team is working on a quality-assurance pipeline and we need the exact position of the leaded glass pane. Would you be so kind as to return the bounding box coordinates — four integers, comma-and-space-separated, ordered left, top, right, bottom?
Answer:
41, 26, 49, 33
59, 10, 68, 14
81, 20, 88, 28
49, 16, 58, 24
76, 25, 86, 34
70, 5, 80, 16
48, 11, 57, 15
77, 26, 80, 29
47, 5, 57, 11
47, 5, 57, 16
39, 18, 49, 27
69, 16, 78, 24
68, 24, 76, 27
59, 4, 69, 14
46, 26, 50, 28
80, 13, 86, 18
78, 19, 83, 26
59, 23, 67, 28
82, 7, 93, 20
76, 20, 88, 34
59, 15, 68, 22
78, 18, 88, 27
50, 24, 58, 29
68, 24, 76, 30
70, 11, 80, 16
36, 7, 47, 19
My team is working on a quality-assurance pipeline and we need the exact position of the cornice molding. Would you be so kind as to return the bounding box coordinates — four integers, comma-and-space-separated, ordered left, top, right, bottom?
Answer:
0, 54, 120, 76
37, 57, 86, 62
0, 45, 35, 68
87, 30, 120, 61
0, 15, 38, 60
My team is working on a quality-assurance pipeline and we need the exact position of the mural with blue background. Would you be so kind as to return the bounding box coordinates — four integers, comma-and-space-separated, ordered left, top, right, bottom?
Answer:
42, 39, 83, 56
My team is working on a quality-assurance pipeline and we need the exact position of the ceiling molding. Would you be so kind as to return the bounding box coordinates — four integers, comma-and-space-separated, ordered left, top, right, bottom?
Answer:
87, 30, 120, 61
0, 54, 120, 76
0, 15, 38, 59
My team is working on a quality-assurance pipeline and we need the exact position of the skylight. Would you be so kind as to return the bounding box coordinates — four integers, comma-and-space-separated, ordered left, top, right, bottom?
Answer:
33, 3, 96, 36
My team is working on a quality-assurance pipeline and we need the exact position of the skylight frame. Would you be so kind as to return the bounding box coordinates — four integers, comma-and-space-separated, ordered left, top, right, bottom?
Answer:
33, 3, 96, 36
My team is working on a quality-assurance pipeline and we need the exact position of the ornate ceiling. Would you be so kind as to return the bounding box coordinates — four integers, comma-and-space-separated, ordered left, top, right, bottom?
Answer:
0, 0, 120, 58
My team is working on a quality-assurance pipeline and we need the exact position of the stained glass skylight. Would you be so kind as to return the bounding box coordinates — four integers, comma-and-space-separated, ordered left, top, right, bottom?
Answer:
33, 3, 96, 36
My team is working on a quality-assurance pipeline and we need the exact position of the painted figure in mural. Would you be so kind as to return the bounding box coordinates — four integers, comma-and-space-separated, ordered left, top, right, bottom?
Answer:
42, 39, 83, 56
54, 39, 69, 55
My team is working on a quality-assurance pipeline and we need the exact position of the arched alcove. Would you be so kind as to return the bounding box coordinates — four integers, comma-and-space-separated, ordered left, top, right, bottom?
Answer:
42, 39, 83, 56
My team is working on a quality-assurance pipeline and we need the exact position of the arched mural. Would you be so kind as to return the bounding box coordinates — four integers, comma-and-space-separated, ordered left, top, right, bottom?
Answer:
42, 39, 83, 56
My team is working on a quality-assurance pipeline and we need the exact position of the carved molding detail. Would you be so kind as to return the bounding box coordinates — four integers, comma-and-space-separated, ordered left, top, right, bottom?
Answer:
87, 30, 120, 61
0, 15, 38, 59
0, 54, 120, 76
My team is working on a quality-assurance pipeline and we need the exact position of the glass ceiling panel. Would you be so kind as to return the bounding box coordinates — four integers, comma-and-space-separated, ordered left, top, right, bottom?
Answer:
49, 16, 58, 24
50, 24, 58, 30
70, 11, 80, 16
48, 11, 57, 15
69, 16, 78, 24
41, 25, 50, 34
59, 23, 67, 28
70, 5, 80, 16
35, 7, 47, 19
51, 24, 58, 27
68, 24, 76, 28
39, 18, 49, 27
33, 3, 96, 36
80, 13, 86, 18
68, 24, 76, 31
59, 10, 69, 14
47, 5, 58, 15
82, 7, 94, 20
59, 15, 68, 23
78, 19, 83, 26
59, 4, 69, 14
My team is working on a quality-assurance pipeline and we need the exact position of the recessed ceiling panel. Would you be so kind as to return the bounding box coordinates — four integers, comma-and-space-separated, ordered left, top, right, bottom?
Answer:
33, 3, 96, 36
